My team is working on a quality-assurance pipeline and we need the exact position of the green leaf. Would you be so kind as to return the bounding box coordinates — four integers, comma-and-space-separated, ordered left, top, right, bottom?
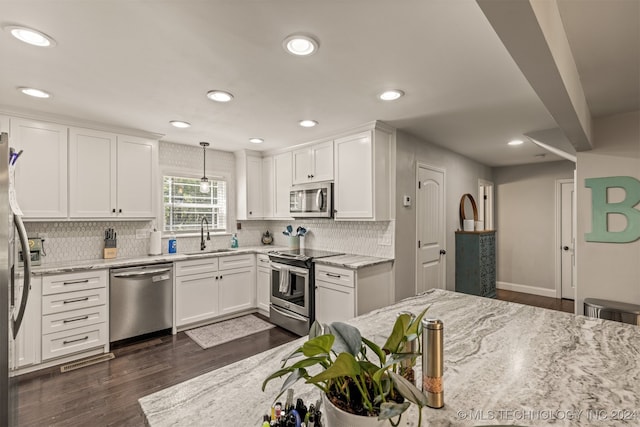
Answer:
362, 336, 386, 365
309, 321, 324, 339
280, 346, 304, 366
307, 352, 360, 384
383, 314, 411, 354
389, 371, 428, 407
290, 356, 327, 370
273, 369, 306, 402
406, 306, 430, 337
327, 322, 362, 356
359, 360, 380, 376
378, 401, 410, 420
262, 367, 293, 391
302, 335, 335, 357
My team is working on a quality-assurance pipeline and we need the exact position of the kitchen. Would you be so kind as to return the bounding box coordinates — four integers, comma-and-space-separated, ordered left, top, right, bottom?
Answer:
1, 1, 639, 426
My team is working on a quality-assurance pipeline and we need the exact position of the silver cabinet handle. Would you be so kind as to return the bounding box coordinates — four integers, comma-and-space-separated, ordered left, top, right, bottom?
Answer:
112, 268, 171, 278
63, 297, 89, 304
326, 273, 341, 278
63, 279, 89, 285
63, 336, 89, 345
63, 315, 89, 324
271, 304, 308, 322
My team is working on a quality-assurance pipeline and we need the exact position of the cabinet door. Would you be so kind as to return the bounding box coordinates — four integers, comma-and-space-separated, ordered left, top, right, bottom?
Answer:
292, 148, 312, 184
262, 156, 274, 218
273, 152, 293, 218
246, 155, 263, 218
256, 267, 271, 314
175, 272, 218, 327
10, 118, 68, 218
334, 131, 373, 219
15, 276, 41, 368
116, 135, 156, 218
69, 128, 117, 217
315, 280, 354, 324
219, 267, 255, 315
310, 140, 334, 182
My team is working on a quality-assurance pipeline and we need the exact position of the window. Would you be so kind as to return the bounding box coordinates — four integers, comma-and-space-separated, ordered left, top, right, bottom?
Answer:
163, 176, 227, 233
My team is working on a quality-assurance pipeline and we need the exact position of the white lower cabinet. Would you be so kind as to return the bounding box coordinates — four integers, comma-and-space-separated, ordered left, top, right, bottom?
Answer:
15, 275, 42, 368
315, 262, 393, 324
175, 254, 256, 330
256, 254, 271, 315
41, 270, 109, 361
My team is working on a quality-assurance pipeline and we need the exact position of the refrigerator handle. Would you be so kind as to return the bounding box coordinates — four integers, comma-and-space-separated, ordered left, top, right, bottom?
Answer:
12, 214, 31, 339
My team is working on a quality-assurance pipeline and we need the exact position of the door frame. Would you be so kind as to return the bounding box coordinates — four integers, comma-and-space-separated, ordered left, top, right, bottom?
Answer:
555, 178, 575, 299
415, 162, 447, 293
478, 179, 494, 230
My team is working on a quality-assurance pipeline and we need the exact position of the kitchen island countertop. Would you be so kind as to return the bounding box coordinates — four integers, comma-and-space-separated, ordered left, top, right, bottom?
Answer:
138, 289, 640, 426
314, 253, 393, 269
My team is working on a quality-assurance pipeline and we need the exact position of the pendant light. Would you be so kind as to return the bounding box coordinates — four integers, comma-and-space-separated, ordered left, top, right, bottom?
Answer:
199, 142, 210, 193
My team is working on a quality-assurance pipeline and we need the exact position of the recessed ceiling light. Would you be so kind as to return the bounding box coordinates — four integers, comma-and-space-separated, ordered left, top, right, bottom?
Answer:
508, 139, 524, 146
379, 90, 405, 101
249, 138, 264, 144
206, 90, 234, 102
170, 120, 191, 128
18, 87, 50, 98
283, 34, 319, 56
299, 120, 318, 128
4, 25, 56, 47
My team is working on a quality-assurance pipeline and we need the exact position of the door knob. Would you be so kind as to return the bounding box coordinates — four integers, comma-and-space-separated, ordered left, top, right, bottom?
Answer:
563, 246, 570, 251
440, 249, 446, 255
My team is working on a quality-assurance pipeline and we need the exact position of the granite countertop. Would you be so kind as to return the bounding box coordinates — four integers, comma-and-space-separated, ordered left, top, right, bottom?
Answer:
314, 253, 394, 269
31, 245, 286, 275
138, 289, 640, 426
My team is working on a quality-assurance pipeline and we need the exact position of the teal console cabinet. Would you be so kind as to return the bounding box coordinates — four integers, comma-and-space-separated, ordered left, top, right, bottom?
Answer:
455, 230, 496, 298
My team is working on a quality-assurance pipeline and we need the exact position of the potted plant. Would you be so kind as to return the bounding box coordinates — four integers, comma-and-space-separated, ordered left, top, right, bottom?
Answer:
262, 308, 431, 426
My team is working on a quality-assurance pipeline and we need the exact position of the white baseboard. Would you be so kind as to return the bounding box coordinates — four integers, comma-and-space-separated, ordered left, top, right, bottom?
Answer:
497, 281, 557, 298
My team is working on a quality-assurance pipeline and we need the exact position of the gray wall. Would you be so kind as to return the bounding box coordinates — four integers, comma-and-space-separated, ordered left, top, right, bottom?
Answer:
576, 111, 640, 314
493, 161, 575, 293
394, 130, 493, 301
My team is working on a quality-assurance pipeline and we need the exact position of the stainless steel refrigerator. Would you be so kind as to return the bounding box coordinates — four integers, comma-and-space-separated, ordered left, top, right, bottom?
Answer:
0, 131, 31, 426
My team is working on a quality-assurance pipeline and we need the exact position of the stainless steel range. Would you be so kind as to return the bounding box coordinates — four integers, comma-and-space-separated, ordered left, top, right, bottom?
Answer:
268, 249, 343, 336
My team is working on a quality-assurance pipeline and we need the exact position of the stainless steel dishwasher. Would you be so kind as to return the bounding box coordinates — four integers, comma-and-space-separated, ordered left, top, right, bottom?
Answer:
109, 263, 173, 342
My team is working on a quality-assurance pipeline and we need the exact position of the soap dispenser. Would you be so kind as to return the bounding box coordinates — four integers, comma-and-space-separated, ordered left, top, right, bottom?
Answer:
230, 233, 239, 249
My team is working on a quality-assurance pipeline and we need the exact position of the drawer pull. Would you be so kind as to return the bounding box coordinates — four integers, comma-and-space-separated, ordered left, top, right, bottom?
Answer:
63, 279, 90, 285
63, 297, 90, 304
326, 273, 342, 278
63, 336, 89, 345
260, 259, 269, 263
63, 315, 89, 324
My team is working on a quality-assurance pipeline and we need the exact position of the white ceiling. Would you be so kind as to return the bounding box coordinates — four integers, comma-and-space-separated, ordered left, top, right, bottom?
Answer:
0, 1, 637, 167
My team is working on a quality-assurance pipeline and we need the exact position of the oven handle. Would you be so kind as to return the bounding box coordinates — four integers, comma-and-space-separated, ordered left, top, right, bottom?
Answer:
270, 262, 309, 278
271, 304, 308, 322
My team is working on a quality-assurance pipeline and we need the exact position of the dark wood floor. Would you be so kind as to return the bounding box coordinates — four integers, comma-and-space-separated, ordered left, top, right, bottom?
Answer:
18, 291, 573, 426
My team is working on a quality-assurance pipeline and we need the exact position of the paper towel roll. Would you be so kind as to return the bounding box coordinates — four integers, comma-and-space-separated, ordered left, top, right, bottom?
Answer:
149, 230, 162, 255
463, 219, 475, 232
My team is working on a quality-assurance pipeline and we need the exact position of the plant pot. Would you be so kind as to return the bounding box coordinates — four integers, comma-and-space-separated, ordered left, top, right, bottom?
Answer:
321, 393, 386, 427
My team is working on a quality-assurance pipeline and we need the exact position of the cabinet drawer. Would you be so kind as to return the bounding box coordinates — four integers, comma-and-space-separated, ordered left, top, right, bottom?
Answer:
42, 305, 107, 335
42, 287, 107, 315
219, 254, 254, 271
41, 323, 107, 361
42, 270, 107, 295
256, 254, 270, 270
175, 258, 218, 276
315, 265, 354, 287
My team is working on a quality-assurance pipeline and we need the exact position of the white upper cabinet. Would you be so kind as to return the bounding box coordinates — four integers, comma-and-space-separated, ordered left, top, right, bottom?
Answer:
10, 118, 68, 218
262, 156, 274, 218
236, 150, 263, 220
273, 151, 293, 218
292, 140, 334, 184
69, 127, 157, 218
334, 125, 393, 221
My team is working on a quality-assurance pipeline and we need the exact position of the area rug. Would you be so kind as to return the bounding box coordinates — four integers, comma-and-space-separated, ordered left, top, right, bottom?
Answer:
185, 315, 276, 349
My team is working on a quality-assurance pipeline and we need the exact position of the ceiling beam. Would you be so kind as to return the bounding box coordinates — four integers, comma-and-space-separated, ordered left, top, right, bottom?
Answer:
477, 0, 593, 152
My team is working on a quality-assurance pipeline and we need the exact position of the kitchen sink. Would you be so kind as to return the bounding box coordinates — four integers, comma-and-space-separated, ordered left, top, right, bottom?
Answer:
185, 249, 236, 256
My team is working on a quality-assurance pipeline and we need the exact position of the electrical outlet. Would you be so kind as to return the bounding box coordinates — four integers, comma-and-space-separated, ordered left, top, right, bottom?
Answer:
136, 229, 149, 239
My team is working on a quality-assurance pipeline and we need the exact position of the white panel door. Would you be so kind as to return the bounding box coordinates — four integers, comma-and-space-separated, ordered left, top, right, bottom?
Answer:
334, 131, 372, 219
315, 280, 355, 324
310, 140, 334, 182
561, 181, 576, 299
219, 267, 255, 315
246, 155, 263, 218
416, 165, 446, 294
256, 267, 271, 314
292, 148, 312, 184
262, 156, 274, 218
11, 118, 68, 218
69, 128, 117, 217
175, 272, 218, 327
274, 151, 293, 218
116, 135, 156, 217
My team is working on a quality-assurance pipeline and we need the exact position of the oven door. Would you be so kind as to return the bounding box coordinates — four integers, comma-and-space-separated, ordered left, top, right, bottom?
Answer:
270, 262, 309, 317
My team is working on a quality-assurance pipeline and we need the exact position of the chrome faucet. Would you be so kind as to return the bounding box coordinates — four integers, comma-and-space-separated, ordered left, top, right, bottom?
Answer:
200, 216, 210, 250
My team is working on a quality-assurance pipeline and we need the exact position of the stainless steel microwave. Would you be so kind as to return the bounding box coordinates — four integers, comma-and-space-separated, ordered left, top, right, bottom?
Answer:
289, 182, 333, 218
